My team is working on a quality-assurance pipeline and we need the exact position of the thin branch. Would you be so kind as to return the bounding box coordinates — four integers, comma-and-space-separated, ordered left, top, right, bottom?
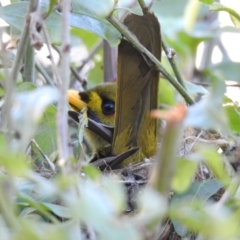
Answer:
23, 40, 35, 82
35, 61, 55, 86
76, 39, 103, 72
138, 0, 148, 14
162, 40, 186, 88
107, 16, 195, 105
57, 0, 72, 172
1, 0, 39, 129
42, 23, 61, 86
31, 139, 56, 173
103, 40, 117, 82
70, 65, 87, 89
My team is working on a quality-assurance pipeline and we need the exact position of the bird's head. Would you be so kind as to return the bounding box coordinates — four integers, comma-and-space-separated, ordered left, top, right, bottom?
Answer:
68, 82, 116, 127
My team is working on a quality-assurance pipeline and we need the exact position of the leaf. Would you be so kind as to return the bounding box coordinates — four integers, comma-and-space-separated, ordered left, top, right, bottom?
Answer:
171, 179, 223, 237
78, 106, 88, 145
0, 134, 28, 176
71, 28, 100, 49
198, 0, 214, 5
224, 96, 240, 134
11, 86, 59, 151
185, 74, 227, 130
159, 79, 176, 106
16, 82, 36, 92
211, 61, 240, 82
171, 157, 199, 193
2, 1, 121, 46
83, 165, 101, 181
72, 0, 115, 18
69, 11, 120, 47
200, 148, 231, 185
1, 2, 61, 43
184, 80, 208, 95
34, 105, 58, 157
41, 202, 71, 218
44, 0, 58, 19
209, 3, 240, 28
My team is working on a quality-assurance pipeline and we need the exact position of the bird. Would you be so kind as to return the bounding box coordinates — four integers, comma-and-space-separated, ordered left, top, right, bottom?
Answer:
68, 82, 116, 161
68, 12, 161, 167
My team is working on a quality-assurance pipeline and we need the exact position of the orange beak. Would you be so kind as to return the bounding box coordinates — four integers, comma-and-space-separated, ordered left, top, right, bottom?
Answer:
67, 90, 87, 111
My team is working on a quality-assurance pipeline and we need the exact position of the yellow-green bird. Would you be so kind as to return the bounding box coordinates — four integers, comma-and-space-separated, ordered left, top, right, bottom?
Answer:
68, 11, 161, 167
68, 82, 116, 161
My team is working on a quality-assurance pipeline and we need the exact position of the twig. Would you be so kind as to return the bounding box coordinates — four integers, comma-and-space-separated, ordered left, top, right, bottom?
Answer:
162, 40, 186, 88
193, 81, 240, 88
57, 0, 72, 172
70, 65, 87, 89
31, 139, 56, 173
103, 40, 117, 82
1, 0, 39, 129
42, 23, 61, 86
35, 61, 55, 86
107, 16, 195, 105
76, 39, 103, 72
138, 0, 148, 14
23, 40, 35, 82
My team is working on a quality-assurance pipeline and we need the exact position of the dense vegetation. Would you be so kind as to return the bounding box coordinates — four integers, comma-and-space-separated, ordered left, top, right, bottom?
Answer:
0, 0, 240, 239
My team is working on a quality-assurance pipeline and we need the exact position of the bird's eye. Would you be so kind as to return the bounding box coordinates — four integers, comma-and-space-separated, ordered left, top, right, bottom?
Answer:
102, 100, 115, 115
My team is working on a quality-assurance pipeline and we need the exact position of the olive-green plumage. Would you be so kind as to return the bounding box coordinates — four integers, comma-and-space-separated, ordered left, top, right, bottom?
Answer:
112, 12, 161, 165
68, 83, 116, 160
68, 12, 161, 166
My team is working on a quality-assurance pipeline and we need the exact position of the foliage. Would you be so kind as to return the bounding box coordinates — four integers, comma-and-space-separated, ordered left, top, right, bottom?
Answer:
0, 0, 240, 239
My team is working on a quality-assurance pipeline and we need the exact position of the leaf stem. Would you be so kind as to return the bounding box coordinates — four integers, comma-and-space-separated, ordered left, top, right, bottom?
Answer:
107, 16, 194, 105
162, 40, 186, 88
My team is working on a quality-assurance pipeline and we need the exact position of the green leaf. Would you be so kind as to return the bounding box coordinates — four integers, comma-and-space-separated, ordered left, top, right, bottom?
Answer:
71, 28, 100, 49
41, 202, 71, 218
198, 0, 214, 5
78, 106, 88, 145
72, 0, 115, 18
171, 199, 239, 239
224, 96, 240, 134
209, 3, 240, 28
34, 105, 58, 157
200, 148, 231, 185
184, 80, 208, 95
1, 2, 61, 43
12, 86, 59, 151
171, 157, 199, 193
211, 61, 240, 82
83, 165, 101, 181
69, 11, 120, 47
16, 82, 36, 92
171, 179, 223, 237
44, 0, 58, 19
185, 73, 227, 130
0, 135, 28, 176
159, 79, 176, 106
